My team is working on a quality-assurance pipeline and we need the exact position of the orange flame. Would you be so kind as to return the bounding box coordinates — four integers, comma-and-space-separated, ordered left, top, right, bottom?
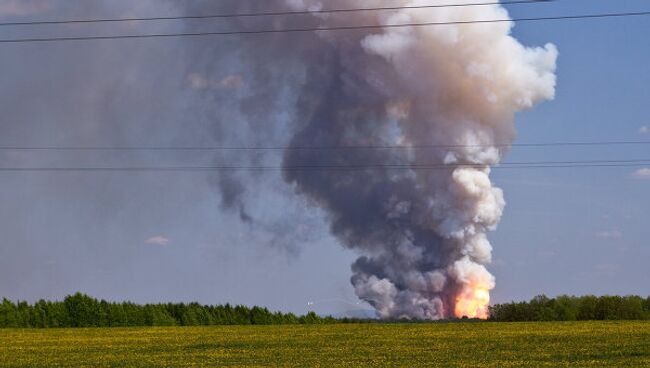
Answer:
454, 284, 491, 319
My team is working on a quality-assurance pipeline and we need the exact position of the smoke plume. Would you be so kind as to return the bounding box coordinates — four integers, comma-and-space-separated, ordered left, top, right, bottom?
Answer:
183, 0, 558, 319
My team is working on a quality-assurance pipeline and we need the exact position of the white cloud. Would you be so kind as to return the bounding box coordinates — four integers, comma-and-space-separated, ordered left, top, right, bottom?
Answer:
187, 73, 244, 91
640, 126, 649, 134
596, 230, 623, 239
536, 250, 556, 258
595, 264, 619, 274
0, 1, 50, 16
145, 236, 171, 246
633, 168, 650, 180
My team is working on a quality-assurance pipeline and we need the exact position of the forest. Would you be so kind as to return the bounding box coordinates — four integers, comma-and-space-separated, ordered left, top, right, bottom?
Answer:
0, 293, 342, 328
1, 293, 650, 328
488, 295, 650, 321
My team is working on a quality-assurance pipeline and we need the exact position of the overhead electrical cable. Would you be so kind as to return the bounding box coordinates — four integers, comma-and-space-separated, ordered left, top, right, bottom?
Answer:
0, 164, 645, 172
0, 140, 649, 151
0, 0, 554, 27
0, 159, 649, 172
1, 10, 650, 44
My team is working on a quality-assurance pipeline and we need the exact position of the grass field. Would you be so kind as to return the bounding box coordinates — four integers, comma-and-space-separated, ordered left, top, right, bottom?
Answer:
1, 322, 649, 367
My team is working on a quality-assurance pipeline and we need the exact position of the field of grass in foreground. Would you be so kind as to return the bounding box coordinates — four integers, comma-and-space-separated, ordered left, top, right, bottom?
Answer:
1, 321, 649, 367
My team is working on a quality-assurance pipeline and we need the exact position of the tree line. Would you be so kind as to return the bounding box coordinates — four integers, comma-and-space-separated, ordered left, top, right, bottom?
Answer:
489, 295, 650, 321
0, 293, 363, 328
3, 293, 650, 327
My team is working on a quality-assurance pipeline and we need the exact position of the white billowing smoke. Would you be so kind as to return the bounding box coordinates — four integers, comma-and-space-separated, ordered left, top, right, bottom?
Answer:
188, 0, 557, 319
280, 0, 557, 319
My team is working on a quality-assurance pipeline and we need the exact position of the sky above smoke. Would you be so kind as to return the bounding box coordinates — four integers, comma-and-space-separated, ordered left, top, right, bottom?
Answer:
0, 0, 648, 316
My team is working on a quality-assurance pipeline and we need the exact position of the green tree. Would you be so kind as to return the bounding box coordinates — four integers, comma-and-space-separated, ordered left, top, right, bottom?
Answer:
0, 299, 18, 328
64, 293, 100, 327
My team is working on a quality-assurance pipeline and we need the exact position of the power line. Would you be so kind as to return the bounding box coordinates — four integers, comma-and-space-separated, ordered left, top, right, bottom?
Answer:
0, 164, 644, 172
0, 0, 553, 27
0, 159, 648, 172
2, 10, 650, 44
0, 141, 649, 151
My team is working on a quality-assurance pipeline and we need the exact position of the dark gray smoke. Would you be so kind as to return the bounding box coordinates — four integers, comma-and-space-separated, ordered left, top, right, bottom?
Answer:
174, 0, 557, 319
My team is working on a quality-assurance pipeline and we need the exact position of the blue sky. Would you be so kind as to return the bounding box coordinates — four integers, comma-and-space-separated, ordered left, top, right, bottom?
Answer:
490, 0, 650, 303
0, 0, 648, 316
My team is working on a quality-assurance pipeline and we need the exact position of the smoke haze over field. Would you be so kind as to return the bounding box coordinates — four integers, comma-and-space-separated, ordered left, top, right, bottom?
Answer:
12, 0, 650, 319
0, 0, 556, 319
